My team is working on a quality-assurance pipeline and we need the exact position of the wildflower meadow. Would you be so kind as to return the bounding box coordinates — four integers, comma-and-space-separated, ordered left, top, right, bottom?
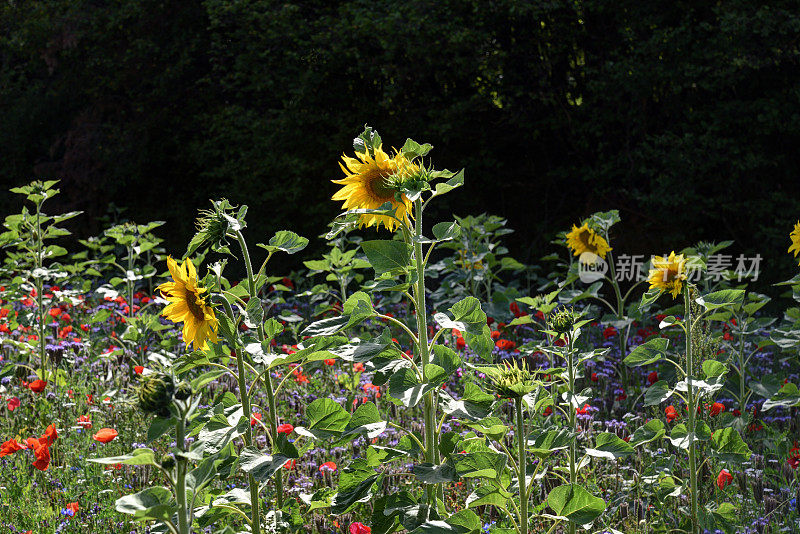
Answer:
0, 127, 799, 534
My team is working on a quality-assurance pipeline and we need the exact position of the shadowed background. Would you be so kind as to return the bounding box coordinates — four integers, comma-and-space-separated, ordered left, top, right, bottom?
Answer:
2, 0, 800, 285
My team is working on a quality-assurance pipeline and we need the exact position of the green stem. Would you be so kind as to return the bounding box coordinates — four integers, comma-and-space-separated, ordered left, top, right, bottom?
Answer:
235, 229, 283, 513
175, 412, 189, 534
737, 321, 747, 416
684, 285, 699, 534
567, 333, 577, 534
35, 202, 46, 380
411, 199, 439, 503
515, 398, 528, 534
222, 297, 263, 534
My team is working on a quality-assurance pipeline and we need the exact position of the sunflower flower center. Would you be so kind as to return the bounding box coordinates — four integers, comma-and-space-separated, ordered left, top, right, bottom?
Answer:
185, 289, 206, 321
365, 171, 396, 202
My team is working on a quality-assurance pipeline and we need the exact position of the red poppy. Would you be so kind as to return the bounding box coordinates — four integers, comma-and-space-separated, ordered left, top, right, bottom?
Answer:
603, 326, 617, 339
277, 423, 294, 434
7, 396, 20, 411
48, 308, 62, 318
41, 423, 58, 446
647, 371, 658, 385
25, 437, 51, 471
251, 413, 263, 426
283, 459, 296, 469
66, 501, 79, 515
716, 469, 733, 490
490, 330, 501, 340
709, 402, 725, 417
324, 359, 336, 366
456, 337, 466, 350
134, 366, 144, 374
495, 339, 516, 351
591, 372, 598, 382
281, 277, 294, 290
789, 456, 800, 470
352, 363, 365, 373
665, 406, 678, 423
77, 415, 92, 430
319, 461, 337, 472
543, 406, 553, 416
350, 523, 371, 534
509, 302, 523, 318
0, 438, 23, 457
28, 380, 47, 393
93, 428, 118, 443
576, 403, 591, 415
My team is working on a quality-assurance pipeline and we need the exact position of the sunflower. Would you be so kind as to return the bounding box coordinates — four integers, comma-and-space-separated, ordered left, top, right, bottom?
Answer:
565, 223, 612, 261
157, 256, 218, 350
332, 146, 417, 232
789, 222, 800, 265
648, 251, 687, 298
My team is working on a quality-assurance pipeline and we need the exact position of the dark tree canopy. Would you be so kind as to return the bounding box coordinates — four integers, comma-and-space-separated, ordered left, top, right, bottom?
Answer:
2, 0, 799, 282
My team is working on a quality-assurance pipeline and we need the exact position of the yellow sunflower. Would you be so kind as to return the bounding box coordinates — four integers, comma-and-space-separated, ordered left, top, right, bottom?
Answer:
788, 221, 800, 265
648, 251, 687, 298
565, 223, 612, 260
332, 145, 417, 232
157, 256, 218, 350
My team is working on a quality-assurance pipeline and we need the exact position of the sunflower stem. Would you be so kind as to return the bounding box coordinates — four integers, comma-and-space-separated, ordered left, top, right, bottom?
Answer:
235, 229, 284, 514
567, 333, 577, 534
515, 397, 528, 534
411, 198, 440, 506
684, 284, 699, 534
175, 405, 189, 534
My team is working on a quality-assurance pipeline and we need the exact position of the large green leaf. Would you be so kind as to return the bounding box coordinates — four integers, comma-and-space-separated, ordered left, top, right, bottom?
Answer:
644, 380, 672, 406
546, 484, 606, 525
340, 401, 386, 441
449, 297, 492, 359
388, 366, 445, 407
331, 459, 379, 514
453, 451, 507, 479
115, 486, 174, 519
763, 383, 800, 411
89, 448, 157, 466
585, 433, 634, 459
238, 446, 291, 482
696, 289, 745, 310
710, 428, 752, 463
669, 422, 712, 449
412, 461, 459, 484
630, 419, 665, 447
527, 428, 575, 458
361, 240, 410, 274
439, 384, 495, 420
260, 230, 309, 255
295, 398, 350, 440
624, 337, 669, 367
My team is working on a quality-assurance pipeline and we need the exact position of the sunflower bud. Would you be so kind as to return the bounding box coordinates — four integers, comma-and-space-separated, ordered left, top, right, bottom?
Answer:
174, 381, 192, 401
137, 373, 175, 417
490, 360, 536, 399
160, 454, 175, 471
190, 199, 239, 255
549, 307, 576, 335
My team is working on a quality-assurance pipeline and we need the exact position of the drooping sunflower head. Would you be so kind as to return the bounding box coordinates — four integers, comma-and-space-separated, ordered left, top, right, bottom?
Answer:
565, 223, 612, 261
156, 256, 219, 350
648, 251, 687, 299
332, 145, 418, 232
788, 221, 800, 265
